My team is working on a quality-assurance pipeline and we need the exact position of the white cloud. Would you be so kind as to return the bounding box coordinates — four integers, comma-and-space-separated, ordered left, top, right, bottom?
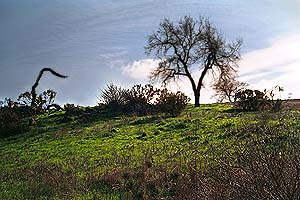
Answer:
239, 33, 300, 99
121, 59, 160, 80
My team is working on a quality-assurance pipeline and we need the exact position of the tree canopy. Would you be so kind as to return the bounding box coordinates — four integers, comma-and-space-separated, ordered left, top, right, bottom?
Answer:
145, 16, 242, 107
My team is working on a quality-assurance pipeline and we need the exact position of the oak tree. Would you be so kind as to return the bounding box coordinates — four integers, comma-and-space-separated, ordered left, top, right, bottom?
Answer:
145, 16, 241, 107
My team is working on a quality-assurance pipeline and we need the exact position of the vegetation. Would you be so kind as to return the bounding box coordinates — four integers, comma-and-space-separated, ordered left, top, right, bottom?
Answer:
0, 108, 29, 138
234, 86, 283, 112
99, 83, 129, 109
155, 89, 190, 117
99, 83, 190, 116
18, 89, 57, 112
212, 75, 248, 103
145, 15, 241, 107
1, 102, 300, 199
29, 68, 67, 111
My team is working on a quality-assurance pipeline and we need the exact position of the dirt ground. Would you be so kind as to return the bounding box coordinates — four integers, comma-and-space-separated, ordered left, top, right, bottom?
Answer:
282, 99, 300, 110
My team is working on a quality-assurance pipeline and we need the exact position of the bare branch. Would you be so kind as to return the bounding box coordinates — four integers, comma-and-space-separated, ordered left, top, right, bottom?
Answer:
145, 16, 242, 106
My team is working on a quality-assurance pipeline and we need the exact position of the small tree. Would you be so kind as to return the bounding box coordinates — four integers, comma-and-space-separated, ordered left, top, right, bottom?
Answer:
145, 16, 241, 107
18, 89, 57, 111
212, 76, 248, 103
30, 68, 67, 109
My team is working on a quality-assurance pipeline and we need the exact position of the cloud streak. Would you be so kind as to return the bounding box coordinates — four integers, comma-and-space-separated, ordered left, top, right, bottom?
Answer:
121, 59, 159, 80
239, 33, 300, 99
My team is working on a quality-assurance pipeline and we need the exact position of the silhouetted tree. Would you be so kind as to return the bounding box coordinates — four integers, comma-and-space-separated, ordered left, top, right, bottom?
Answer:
18, 89, 57, 110
145, 16, 241, 107
212, 76, 248, 103
30, 68, 67, 109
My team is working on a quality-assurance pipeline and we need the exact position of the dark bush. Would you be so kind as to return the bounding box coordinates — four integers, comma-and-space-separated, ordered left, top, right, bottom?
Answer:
0, 97, 33, 117
234, 88, 282, 111
99, 83, 129, 109
125, 84, 159, 114
0, 98, 17, 108
127, 84, 158, 104
99, 83, 190, 116
156, 89, 190, 117
18, 89, 57, 113
64, 104, 82, 116
234, 89, 266, 111
0, 108, 29, 138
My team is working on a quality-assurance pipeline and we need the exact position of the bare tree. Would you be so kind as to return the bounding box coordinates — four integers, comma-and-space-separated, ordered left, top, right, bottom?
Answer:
145, 16, 241, 107
212, 75, 248, 103
31, 68, 68, 109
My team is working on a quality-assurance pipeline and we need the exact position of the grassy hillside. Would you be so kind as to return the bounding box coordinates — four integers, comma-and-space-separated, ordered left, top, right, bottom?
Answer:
1, 103, 300, 199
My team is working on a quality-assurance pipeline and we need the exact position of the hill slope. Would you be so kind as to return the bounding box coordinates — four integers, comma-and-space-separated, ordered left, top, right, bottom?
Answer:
1, 103, 300, 199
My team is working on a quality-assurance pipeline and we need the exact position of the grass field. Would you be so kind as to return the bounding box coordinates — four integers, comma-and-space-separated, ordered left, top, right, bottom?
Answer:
1, 103, 300, 199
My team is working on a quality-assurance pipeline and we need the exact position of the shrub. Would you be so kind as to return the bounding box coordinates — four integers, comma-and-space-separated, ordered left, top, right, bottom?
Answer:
234, 88, 282, 112
156, 89, 190, 117
212, 76, 248, 103
99, 83, 129, 109
63, 104, 82, 115
0, 98, 17, 108
126, 84, 157, 105
0, 108, 29, 138
1, 97, 34, 118
18, 89, 57, 113
234, 89, 266, 111
99, 83, 190, 116
125, 84, 159, 114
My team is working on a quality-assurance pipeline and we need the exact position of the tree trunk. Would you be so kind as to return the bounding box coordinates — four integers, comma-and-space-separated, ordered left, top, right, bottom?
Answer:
194, 90, 200, 107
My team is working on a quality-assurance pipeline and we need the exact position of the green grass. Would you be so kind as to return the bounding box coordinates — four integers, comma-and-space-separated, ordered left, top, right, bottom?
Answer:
1, 103, 300, 199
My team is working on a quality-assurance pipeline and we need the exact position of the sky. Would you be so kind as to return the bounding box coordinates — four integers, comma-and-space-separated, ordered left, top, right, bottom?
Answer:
0, 0, 300, 105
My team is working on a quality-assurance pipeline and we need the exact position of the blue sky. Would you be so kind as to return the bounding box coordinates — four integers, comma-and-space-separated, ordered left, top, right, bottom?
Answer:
0, 0, 300, 105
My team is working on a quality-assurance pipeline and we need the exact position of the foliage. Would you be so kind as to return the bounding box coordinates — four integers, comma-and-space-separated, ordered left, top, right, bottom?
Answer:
100, 83, 190, 116
18, 89, 57, 112
1, 89, 58, 117
146, 15, 242, 107
63, 103, 82, 115
124, 84, 159, 114
99, 83, 129, 109
234, 89, 266, 111
0, 108, 29, 138
126, 84, 158, 105
234, 86, 283, 111
156, 89, 190, 116
0, 98, 17, 108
